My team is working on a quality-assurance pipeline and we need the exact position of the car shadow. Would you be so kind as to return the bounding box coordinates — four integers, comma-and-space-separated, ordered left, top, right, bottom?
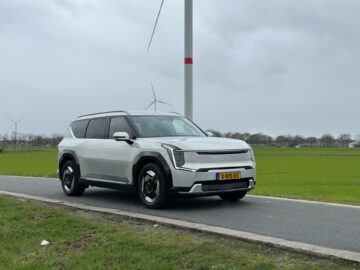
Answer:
168, 197, 252, 211
83, 188, 140, 205
81, 187, 253, 211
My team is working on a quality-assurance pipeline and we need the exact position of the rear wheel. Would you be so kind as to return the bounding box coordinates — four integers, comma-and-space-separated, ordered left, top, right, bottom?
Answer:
61, 160, 86, 196
137, 163, 168, 209
219, 191, 247, 202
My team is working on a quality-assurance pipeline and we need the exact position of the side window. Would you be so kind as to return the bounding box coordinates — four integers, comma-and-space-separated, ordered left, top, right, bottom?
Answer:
109, 117, 133, 138
70, 120, 89, 139
85, 118, 108, 139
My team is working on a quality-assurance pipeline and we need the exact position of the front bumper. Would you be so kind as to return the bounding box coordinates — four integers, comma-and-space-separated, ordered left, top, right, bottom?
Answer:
170, 167, 256, 196
174, 178, 255, 196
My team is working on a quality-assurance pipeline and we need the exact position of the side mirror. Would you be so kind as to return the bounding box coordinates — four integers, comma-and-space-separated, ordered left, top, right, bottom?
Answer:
206, 131, 214, 137
113, 132, 130, 141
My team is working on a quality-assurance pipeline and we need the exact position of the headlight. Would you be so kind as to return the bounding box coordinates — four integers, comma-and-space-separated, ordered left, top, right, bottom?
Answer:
162, 144, 185, 168
247, 148, 256, 165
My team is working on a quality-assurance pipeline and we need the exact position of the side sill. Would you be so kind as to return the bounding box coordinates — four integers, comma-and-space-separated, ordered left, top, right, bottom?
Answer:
81, 178, 135, 192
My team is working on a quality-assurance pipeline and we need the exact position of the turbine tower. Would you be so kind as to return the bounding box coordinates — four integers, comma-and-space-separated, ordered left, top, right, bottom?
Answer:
147, 0, 193, 120
184, 0, 193, 120
145, 83, 171, 112
6, 116, 25, 146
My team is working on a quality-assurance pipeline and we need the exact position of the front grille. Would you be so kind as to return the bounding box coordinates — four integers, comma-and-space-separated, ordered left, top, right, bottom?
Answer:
201, 180, 249, 192
196, 150, 248, 155
197, 166, 253, 172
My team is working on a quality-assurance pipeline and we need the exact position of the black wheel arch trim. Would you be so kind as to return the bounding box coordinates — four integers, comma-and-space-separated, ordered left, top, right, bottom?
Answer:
58, 150, 80, 179
133, 151, 173, 188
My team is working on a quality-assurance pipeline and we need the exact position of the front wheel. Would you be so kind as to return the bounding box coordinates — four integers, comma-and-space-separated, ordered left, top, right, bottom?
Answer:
137, 163, 168, 209
61, 160, 86, 196
219, 191, 247, 202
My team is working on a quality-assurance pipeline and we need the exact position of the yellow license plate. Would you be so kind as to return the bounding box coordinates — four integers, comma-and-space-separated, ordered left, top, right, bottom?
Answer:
217, 171, 241, 181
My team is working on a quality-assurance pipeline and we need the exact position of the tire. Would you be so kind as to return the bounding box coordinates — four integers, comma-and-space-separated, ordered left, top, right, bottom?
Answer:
60, 160, 86, 196
219, 191, 247, 202
137, 163, 168, 209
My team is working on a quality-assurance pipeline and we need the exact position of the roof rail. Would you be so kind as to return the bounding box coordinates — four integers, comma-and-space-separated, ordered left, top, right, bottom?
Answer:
77, 110, 129, 118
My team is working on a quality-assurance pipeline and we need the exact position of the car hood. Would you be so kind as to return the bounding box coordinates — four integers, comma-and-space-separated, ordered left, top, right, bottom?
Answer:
141, 137, 250, 151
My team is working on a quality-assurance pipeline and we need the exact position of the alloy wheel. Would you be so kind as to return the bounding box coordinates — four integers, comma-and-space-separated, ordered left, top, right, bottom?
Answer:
141, 170, 160, 203
63, 166, 74, 192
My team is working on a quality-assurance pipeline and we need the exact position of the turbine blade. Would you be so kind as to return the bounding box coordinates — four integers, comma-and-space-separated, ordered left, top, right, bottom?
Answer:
147, 0, 165, 52
151, 83, 157, 100
17, 116, 26, 123
5, 117, 14, 123
158, 100, 172, 106
145, 101, 156, 111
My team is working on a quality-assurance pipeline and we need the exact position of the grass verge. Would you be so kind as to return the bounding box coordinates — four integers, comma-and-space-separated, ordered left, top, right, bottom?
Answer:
0, 195, 359, 270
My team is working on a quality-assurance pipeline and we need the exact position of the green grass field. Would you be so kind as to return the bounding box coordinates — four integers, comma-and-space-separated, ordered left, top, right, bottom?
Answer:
0, 149, 58, 178
253, 147, 360, 205
1, 196, 358, 270
0, 147, 359, 205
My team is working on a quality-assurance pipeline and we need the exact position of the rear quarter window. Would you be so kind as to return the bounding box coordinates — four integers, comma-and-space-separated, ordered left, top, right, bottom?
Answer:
70, 120, 89, 138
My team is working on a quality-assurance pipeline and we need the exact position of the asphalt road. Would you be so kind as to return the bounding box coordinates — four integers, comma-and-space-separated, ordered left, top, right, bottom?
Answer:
1, 175, 359, 253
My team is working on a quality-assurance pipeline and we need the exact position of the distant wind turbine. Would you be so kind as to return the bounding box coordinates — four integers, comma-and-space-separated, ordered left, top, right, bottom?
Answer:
145, 83, 171, 112
5, 116, 25, 145
147, 0, 193, 120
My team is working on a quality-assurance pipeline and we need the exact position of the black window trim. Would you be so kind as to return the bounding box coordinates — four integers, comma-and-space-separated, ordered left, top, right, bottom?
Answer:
84, 117, 110, 140
71, 114, 207, 140
70, 119, 90, 139
108, 116, 138, 139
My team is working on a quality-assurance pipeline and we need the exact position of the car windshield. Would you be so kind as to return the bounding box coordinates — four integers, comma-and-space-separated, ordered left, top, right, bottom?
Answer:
130, 115, 206, 138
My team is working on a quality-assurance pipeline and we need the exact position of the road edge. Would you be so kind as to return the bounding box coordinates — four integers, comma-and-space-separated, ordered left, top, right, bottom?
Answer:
248, 195, 360, 209
2, 176, 360, 209
0, 190, 359, 263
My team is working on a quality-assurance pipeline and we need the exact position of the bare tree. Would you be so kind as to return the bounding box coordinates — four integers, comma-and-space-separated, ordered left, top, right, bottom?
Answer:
337, 134, 352, 148
305, 137, 318, 147
320, 134, 336, 147
275, 135, 287, 146
293, 135, 305, 146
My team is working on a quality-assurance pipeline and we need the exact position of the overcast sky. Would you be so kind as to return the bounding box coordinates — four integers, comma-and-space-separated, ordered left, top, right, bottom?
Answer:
0, 0, 359, 137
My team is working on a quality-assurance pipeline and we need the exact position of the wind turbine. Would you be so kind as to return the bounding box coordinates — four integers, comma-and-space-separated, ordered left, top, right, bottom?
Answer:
145, 83, 171, 112
147, 0, 193, 120
6, 116, 25, 146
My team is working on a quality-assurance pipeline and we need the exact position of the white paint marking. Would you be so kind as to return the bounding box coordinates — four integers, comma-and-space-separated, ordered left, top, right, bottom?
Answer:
0, 190, 359, 263
0, 175, 58, 181
248, 195, 360, 210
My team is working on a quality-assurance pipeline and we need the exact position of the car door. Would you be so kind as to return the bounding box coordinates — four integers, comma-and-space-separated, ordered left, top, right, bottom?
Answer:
101, 116, 137, 185
80, 117, 109, 180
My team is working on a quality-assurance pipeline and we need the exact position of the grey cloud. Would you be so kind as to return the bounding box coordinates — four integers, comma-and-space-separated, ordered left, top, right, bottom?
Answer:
0, 0, 359, 137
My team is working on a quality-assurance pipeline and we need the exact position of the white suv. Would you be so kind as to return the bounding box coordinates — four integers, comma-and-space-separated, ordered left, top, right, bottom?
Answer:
58, 111, 256, 208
